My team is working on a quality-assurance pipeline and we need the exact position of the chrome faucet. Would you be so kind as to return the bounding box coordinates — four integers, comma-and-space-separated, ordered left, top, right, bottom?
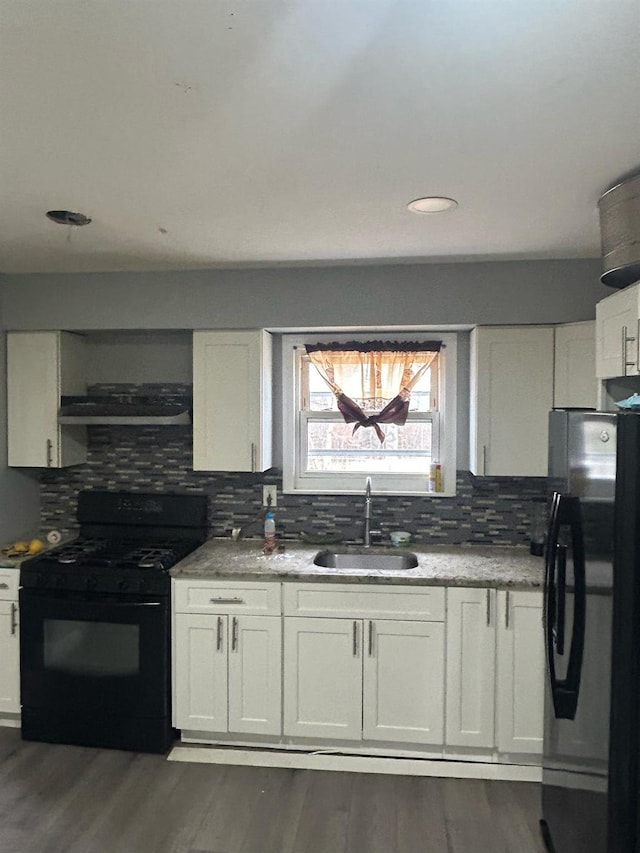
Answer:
364, 476, 372, 547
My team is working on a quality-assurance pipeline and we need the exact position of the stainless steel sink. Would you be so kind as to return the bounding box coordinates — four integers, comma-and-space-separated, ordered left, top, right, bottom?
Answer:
313, 549, 419, 571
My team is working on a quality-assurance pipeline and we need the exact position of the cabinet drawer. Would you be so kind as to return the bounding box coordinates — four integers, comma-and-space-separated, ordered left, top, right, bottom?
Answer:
283, 583, 445, 621
0, 570, 19, 600
173, 580, 281, 615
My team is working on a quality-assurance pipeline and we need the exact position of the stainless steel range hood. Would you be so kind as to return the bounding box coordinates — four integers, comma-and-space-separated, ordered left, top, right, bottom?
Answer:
58, 396, 192, 426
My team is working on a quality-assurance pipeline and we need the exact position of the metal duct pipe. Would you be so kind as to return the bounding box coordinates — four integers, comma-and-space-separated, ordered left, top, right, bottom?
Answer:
599, 173, 640, 288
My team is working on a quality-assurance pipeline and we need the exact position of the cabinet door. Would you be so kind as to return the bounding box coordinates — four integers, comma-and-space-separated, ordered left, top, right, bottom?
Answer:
0, 601, 19, 714
173, 614, 228, 732
363, 619, 444, 745
496, 590, 544, 756
228, 615, 282, 736
554, 321, 597, 410
7, 331, 86, 468
283, 617, 362, 740
192, 330, 272, 472
445, 588, 496, 749
595, 284, 640, 379
470, 326, 554, 476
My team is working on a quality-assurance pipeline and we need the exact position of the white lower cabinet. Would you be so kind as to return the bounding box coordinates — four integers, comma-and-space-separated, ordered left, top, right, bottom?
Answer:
445, 588, 496, 749
282, 584, 446, 747
174, 613, 282, 736
445, 587, 544, 759
172, 578, 544, 764
173, 579, 282, 737
283, 617, 363, 740
495, 589, 545, 756
362, 619, 444, 745
0, 603, 20, 715
0, 571, 20, 715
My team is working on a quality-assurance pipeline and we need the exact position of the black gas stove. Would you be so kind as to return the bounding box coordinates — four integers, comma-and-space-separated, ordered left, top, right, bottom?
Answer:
21, 490, 208, 597
19, 490, 208, 754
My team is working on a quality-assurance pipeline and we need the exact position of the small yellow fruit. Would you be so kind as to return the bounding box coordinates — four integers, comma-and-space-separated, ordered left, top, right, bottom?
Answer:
13, 541, 29, 553
28, 539, 44, 554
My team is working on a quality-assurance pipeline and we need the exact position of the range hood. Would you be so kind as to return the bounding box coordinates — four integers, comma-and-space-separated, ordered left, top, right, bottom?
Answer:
58, 395, 192, 426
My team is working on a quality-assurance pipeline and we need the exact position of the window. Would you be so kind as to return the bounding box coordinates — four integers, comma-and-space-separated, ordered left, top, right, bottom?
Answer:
282, 333, 457, 495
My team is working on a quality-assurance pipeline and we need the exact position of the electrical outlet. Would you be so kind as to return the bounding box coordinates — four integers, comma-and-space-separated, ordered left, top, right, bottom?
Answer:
262, 485, 277, 507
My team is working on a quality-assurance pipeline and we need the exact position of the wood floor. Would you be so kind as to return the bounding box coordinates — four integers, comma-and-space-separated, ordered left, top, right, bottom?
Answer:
0, 728, 547, 853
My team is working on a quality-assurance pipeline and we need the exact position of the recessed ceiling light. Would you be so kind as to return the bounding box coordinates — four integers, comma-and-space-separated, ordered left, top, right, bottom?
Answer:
407, 197, 458, 214
46, 210, 92, 226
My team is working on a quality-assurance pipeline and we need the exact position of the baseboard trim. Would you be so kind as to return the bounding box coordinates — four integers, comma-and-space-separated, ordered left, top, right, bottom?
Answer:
168, 744, 542, 782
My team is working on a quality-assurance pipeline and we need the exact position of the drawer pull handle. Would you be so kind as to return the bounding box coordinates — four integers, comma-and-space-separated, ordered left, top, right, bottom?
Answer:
0, 583, 9, 590
210, 597, 245, 605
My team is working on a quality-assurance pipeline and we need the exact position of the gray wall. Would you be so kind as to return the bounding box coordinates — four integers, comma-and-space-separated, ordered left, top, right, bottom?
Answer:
1, 259, 607, 330
0, 257, 609, 540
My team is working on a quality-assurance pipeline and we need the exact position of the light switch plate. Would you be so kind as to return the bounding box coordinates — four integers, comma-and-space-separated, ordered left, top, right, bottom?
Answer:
262, 485, 277, 507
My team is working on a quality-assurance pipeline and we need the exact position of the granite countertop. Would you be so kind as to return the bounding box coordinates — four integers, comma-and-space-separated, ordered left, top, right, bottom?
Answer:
171, 539, 545, 589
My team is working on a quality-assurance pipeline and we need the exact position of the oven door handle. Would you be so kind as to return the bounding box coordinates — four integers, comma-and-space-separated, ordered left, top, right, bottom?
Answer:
19, 590, 164, 607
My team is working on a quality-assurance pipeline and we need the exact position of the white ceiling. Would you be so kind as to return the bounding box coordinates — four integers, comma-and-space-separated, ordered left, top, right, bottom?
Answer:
1, 0, 639, 275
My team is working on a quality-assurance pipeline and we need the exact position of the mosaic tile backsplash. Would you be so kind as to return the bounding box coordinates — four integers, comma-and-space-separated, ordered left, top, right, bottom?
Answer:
39, 386, 548, 547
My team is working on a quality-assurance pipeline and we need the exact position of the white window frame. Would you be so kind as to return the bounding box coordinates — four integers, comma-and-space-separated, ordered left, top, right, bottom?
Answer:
282, 332, 457, 496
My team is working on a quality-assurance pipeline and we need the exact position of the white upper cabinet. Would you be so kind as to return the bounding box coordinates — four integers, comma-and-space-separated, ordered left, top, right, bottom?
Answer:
595, 282, 640, 379
7, 331, 86, 468
470, 326, 555, 476
192, 330, 272, 472
554, 321, 597, 410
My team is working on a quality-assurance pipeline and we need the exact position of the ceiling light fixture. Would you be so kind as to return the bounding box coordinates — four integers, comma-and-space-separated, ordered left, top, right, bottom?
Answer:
46, 210, 92, 226
407, 196, 458, 214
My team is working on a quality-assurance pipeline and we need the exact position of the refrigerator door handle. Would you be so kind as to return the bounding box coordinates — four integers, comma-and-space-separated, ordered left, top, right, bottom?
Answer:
556, 544, 567, 656
545, 493, 586, 720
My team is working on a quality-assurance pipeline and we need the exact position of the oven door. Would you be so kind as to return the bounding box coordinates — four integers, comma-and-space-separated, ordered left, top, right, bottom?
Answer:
19, 588, 171, 752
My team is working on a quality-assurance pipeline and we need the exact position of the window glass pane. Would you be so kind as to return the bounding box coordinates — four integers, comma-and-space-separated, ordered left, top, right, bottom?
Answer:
306, 420, 433, 473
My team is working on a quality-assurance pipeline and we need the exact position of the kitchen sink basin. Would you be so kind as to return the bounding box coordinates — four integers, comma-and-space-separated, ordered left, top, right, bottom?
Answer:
313, 549, 419, 571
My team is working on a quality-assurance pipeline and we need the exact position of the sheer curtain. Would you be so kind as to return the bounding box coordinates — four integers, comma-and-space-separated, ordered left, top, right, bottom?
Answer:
305, 341, 441, 442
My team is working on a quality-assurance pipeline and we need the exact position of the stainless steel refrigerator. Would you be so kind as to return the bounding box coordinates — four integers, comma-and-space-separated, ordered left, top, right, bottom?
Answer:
542, 409, 640, 853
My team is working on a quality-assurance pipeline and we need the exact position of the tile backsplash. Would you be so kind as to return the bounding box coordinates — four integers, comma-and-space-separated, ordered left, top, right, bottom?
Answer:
40, 385, 547, 547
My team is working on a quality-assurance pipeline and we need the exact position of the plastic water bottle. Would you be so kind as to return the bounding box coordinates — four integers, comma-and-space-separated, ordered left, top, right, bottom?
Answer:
264, 511, 276, 550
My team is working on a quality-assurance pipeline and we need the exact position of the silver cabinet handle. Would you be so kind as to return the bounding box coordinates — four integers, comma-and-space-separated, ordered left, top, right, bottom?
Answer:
46, 438, 53, 468
486, 589, 491, 626
0, 583, 8, 590
251, 442, 257, 473
622, 325, 636, 374
210, 597, 245, 605
352, 621, 358, 657
505, 591, 510, 629
482, 445, 487, 476
216, 616, 223, 651
368, 620, 374, 656
10, 603, 17, 636
232, 616, 238, 652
